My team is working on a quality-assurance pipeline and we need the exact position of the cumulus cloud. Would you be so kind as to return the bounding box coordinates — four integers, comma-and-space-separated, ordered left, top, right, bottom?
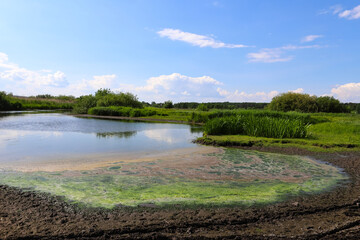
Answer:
157, 28, 249, 48
331, 83, 360, 102
289, 88, 304, 93
301, 35, 323, 43
115, 73, 223, 102
217, 88, 279, 102
248, 45, 322, 63
338, 4, 360, 20
87, 74, 116, 89
0, 52, 68, 88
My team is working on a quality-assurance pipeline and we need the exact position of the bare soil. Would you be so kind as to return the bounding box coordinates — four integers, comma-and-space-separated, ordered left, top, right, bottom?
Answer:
1, 147, 360, 239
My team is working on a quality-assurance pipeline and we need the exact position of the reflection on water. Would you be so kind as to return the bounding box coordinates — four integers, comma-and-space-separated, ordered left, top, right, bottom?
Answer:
96, 131, 137, 139
0, 113, 203, 167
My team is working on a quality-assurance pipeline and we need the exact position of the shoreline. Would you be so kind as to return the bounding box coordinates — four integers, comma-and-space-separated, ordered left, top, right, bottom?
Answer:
1, 145, 360, 238
71, 113, 201, 125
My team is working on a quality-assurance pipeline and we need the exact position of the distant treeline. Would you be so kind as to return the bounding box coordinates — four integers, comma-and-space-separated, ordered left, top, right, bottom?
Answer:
1, 89, 360, 114
0, 91, 75, 111
143, 101, 268, 110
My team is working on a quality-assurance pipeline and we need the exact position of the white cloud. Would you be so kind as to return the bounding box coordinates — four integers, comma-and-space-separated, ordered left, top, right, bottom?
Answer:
115, 73, 223, 102
248, 45, 322, 63
289, 88, 304, 93
247, 48, 293, 63
301, 35, 323, 43
217, 88, 279, 102
87, 74, 116, 89
338, 4, 360, 20
331, 83, 360, 102
318, 5, 343, 15
157, 28, 249, 48
0, 52, 68, 88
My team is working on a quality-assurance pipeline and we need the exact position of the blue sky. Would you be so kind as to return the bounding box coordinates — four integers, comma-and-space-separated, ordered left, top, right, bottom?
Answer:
0, 0, 360, 102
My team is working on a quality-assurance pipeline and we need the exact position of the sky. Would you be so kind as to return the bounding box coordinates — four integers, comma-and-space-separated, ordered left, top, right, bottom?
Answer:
0, 0, 360, 103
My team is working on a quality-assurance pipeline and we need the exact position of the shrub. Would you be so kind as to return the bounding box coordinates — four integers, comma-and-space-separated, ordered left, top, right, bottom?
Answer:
73, 95, 97, 114
164, 100, 174, 109
96, 92, 143, 108
0, 91, 12, 111
268, 92, 318, 113
316, 96, 344, 113
196, 103, 208, 111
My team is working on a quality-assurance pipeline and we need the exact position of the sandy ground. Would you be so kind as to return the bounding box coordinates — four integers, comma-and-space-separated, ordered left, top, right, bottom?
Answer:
1, 146, 360, 239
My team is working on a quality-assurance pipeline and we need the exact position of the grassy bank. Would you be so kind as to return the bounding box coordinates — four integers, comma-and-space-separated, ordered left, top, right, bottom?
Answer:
197, 113, 360, 152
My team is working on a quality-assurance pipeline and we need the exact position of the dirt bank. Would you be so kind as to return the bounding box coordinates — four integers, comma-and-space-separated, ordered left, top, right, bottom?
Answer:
1, 147, 360, 239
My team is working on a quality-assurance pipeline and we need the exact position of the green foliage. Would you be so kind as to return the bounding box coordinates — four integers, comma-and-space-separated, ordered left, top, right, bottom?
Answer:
268, 92, 318, 113
174, 102, 268, 110
0, 91, 12, 110
73, 95, 97, 114
88, 106, 157, 117
357, 105, 360, 114
190, 109, 314, 124
164, 100, 174, 109
73, 89, 143, 114
204, 115, 310, 138
96, 92, 143, 108
196, 103, 208, 111
95, 88, 112, 99
316, 96, 344, 113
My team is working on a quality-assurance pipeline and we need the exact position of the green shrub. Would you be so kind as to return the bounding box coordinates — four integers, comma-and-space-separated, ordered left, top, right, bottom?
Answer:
316, 96, 344, 113
268, 92, 318, 113
196, 103, 209, 111
73, 95, 97, 114
164, 100, 174, 109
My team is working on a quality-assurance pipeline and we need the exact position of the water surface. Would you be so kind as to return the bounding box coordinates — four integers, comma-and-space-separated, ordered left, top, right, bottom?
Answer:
0, 113, 202, 171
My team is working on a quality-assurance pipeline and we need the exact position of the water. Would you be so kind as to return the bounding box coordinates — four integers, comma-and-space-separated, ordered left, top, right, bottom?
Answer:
0, 112, 347, 208
0, 112, 202, 169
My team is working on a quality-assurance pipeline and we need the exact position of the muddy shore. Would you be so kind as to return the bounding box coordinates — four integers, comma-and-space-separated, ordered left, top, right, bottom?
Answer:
1, 147, 360, 239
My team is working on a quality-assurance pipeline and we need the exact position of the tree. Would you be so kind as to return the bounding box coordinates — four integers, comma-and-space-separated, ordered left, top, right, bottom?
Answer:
0, 91, 11, 111
196, 103, 208, 111
268, 92, 318, 113
316, 96, 343, 113
163, 100, 174, 109
356, 104, 360, 114
73, 95, 97, 114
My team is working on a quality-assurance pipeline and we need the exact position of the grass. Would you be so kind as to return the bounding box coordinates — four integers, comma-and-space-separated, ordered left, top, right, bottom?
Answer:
8, 96, 74, 110
198, 113, 360, 152
204, 115, 310, 138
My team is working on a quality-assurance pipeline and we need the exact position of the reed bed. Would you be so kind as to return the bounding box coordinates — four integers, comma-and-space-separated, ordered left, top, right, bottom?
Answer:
204, 115, 310, 138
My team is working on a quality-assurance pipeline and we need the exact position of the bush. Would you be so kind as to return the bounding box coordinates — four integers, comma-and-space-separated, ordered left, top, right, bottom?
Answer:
316, 96, 344, 113
96, 92, 143, 108
73, 95, 97, 114
196, 103, 208, 111
164, 100, 173, 109
268, 92, 318, 113
0, 91, 12, 111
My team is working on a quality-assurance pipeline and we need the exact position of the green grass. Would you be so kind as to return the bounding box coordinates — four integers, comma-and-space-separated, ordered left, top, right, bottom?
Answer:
204, 115, 310, 138
198, 113, 360, 152
8, 96, 74, 110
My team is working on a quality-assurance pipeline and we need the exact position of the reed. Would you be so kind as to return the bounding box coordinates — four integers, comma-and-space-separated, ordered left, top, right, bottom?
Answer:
204, 115, 310, 138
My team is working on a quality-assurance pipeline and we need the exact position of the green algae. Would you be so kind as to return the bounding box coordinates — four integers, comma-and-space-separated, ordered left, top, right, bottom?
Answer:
0, 149, 347, 209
